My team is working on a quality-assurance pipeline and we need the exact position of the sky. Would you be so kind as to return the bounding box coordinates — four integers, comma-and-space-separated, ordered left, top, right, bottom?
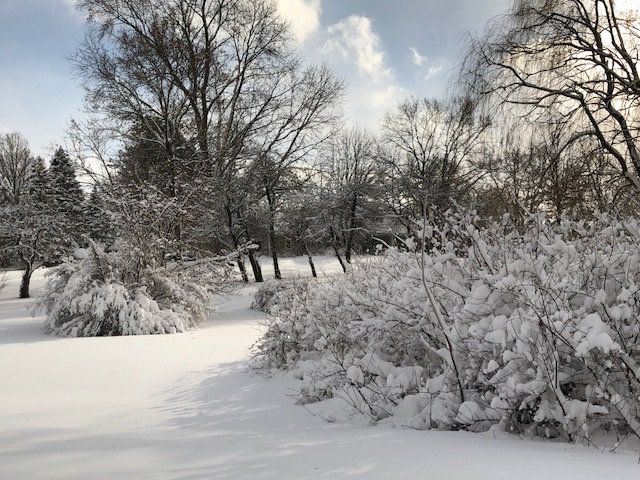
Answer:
0, 0, 510, 158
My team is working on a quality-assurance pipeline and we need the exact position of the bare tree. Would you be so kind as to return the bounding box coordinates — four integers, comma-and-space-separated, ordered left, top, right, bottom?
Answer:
0, 132, 34, 204
280, 190, 325, 278
465, 0, 640, 191
381, 97, 489, 233
74, 0, 343, 282
250, 65, 343, 279
476, 114, 615, 222
318, 128, 379, 269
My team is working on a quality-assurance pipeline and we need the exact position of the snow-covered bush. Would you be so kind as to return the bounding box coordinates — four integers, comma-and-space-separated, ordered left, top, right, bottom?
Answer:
254, 212, 640, 443
251, 277, 314, 314
252, 277, 323, 369
38, 241, 215, 336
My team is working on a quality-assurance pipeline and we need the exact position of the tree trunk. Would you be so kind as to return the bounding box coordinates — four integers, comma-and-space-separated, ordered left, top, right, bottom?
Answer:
237, 256, 249, 283
345, 239, 353, 263
328, 225, 347, 273
332, 244, 347, 273
247, 248, 263, 282
265, 186, 281, 280
269, 223, 281, 280
19, 264, 33, 299
225, 200, 250, 283
303, 243, 317, 278
345, 194, 358, 264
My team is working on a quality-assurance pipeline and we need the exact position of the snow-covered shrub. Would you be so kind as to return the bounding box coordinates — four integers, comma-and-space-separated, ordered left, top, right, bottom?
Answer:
254, 212, 640, 443
38, 241, 214, 336
251, 277, 314, 314
252, 277, 322, 369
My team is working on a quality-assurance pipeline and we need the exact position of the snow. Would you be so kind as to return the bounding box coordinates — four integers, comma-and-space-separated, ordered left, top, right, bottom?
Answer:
1, 262, 639, 479
574, 312, 619, 357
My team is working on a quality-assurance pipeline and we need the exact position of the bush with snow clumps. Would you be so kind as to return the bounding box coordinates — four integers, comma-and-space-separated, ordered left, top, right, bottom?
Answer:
254, 212, 640, 443
38, 241, 214, 336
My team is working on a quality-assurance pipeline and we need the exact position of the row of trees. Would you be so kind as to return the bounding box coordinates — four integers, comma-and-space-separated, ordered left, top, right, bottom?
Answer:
70, 0, 344, 284
3, 0, 640, 295
0, 135, 94, 297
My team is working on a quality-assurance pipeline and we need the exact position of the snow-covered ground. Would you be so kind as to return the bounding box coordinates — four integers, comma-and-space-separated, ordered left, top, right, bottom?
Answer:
0, 261, 639, 479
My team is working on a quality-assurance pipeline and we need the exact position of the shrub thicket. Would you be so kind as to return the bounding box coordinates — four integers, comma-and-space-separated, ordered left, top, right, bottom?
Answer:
254, 213, 640, 442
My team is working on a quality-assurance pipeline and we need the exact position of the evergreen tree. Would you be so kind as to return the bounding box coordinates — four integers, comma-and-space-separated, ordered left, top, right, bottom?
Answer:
84, 184, 114, 245
49, 147, 84, 223
49, 147, 85, 249
0, 158, 62, 297
27, 156, 50, 203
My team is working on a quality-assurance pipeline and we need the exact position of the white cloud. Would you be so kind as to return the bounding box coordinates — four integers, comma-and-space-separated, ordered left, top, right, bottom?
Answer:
371, 84, 403, 108
276, 0, 321, 43
424, 64, 444, 80
409, 46, 445, 81
409, 47, 427, 66
317, 15, 403, 127
322, 15, 391, 81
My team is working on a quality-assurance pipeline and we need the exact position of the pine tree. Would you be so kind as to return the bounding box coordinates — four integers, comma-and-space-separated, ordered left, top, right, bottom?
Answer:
84, 184, 114, 245
0, 158, 62, 297
49, 147, 85, 248
49, 147, 84, 221
27, 156, 50, 204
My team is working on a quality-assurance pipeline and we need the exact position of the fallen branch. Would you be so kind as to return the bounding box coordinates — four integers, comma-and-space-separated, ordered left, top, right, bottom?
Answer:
153, 243, 259, 273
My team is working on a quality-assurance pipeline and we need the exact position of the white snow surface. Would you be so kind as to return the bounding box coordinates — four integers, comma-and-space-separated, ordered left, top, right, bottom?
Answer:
1, 261, 639, 479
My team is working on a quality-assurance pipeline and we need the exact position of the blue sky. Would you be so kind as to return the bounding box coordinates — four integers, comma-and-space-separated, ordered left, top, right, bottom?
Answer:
0, 0, 509, 157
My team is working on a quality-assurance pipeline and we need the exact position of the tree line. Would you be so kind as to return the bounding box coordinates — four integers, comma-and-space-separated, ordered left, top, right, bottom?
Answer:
0, 137, 95, 297
2, 0, 640, 296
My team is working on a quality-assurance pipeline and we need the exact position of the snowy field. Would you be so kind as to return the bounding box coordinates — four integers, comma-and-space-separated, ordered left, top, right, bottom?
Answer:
0, 259, 639, 479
